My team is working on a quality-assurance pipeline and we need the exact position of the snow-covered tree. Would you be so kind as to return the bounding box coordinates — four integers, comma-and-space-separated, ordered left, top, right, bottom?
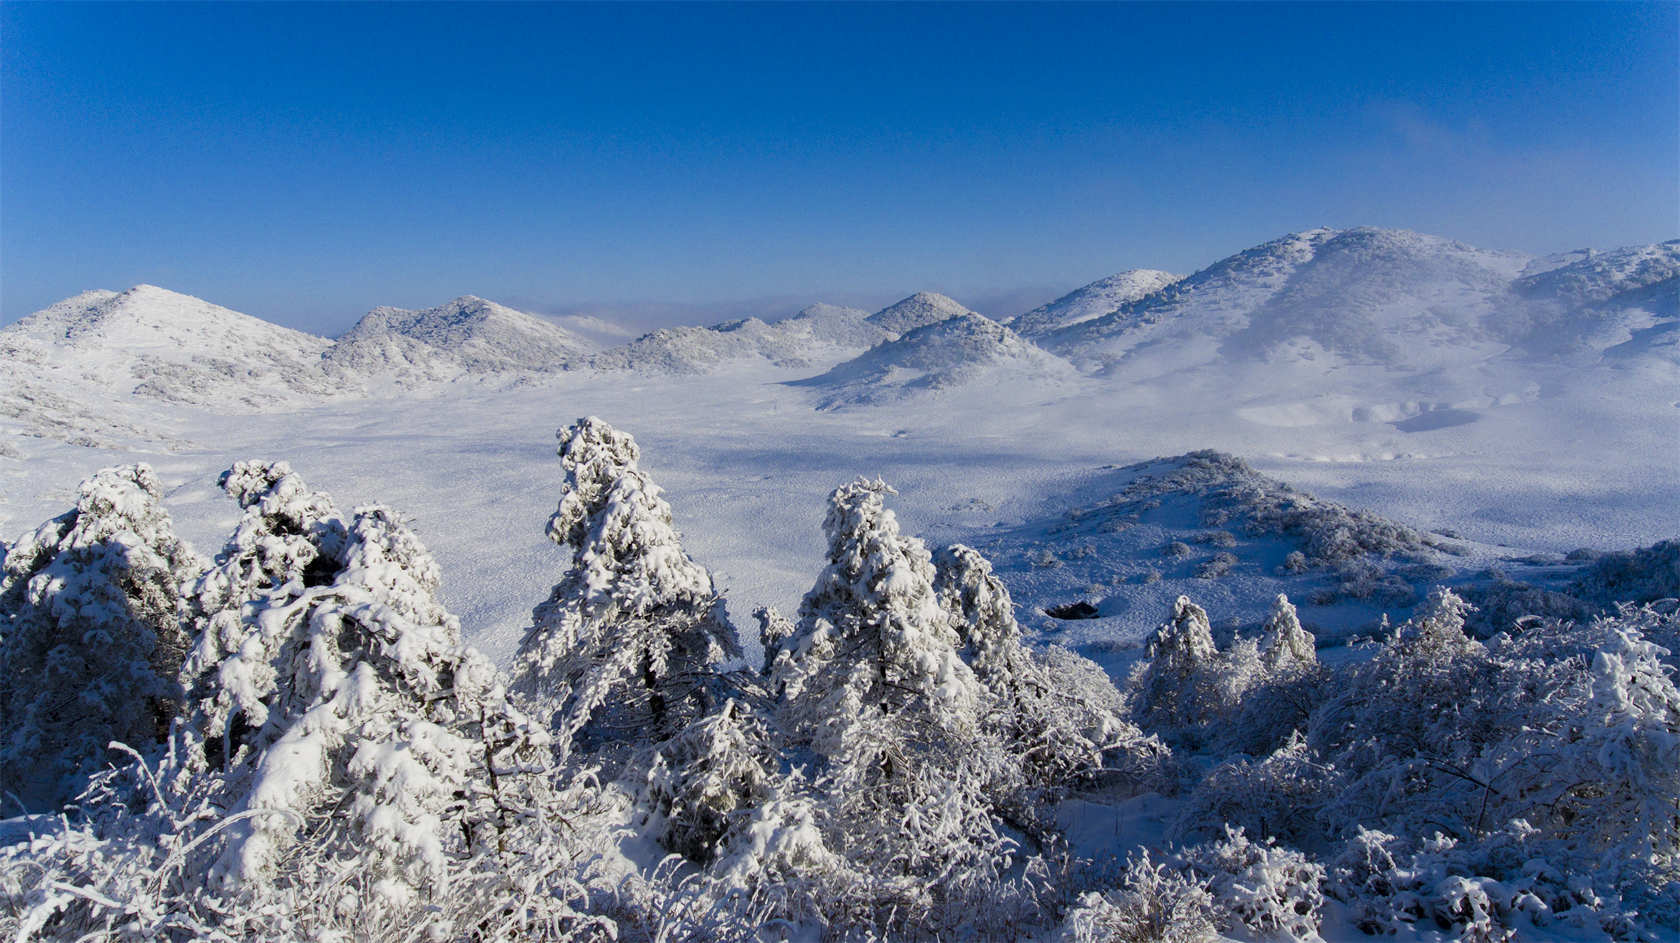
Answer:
768, 479, 1017, 920
933, 543, 1172, 795
1259, 593, 1316, 672
1129, 595, 1225, 735
516, 417, 740, 760
0, 464, 204, 809
161, 464, 583, 920
1219, 594, 1326, 755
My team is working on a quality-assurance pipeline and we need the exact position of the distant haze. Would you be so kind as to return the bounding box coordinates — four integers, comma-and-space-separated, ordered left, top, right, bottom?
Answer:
2, 2, 1674, 334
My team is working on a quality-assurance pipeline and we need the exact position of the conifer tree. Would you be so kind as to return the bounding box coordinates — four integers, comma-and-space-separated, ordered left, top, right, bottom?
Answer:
166, 463, 564, 908
515, 417, 740, 759
0, 464, 204, 809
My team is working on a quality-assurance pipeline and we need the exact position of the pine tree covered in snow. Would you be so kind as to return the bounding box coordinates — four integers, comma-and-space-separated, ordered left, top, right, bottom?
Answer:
933, 543, 1172, 794
0, 464, 204, 810
516, 417, 740, 761
154, 464, 596, 927
767, 479, 1018, 919
644, 698, 780, 864
1129, 595, 1224, 735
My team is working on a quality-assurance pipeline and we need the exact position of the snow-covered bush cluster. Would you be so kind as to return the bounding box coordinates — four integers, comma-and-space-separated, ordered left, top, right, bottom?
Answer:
3, 422, 1675, 941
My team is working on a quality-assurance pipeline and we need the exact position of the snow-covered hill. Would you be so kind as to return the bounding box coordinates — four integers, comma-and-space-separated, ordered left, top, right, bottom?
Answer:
1501, 240, 1680, 359
799, 312, 1081, 408
325, 295, 595, 387
590, 303, 883, 374
1008, 269, 1181, 338
865, 291, 979, 336
1044, 228, 1533, 370
0, 285, 335, 409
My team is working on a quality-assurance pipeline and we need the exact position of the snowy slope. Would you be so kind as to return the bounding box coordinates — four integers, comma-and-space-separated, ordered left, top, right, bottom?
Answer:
1008, 269, 1181, 337
325, 295, 595, 387
799, 312, 1082, 408
865, 291, 979, 336
590, 303, 884, 374
0, 284, 335, 409
1044, 228, 1531, 370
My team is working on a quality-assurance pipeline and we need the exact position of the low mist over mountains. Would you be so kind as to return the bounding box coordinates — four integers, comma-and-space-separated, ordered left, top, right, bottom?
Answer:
2, 226, 1674, 442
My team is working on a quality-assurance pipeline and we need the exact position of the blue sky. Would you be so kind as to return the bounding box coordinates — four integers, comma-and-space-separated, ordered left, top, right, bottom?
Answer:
3, 2, 1675, 333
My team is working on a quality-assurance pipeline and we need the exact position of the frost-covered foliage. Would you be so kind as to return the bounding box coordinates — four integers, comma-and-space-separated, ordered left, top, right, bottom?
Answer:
0, 464, 205, 810
1060, 850, 1221, 943
4, 440, 1674, 942
517, 417, 740, 760
1063, 827, 1324, 943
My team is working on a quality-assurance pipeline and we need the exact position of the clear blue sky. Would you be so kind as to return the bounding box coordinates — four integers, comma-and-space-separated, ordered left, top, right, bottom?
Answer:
3, 2, 1675, 334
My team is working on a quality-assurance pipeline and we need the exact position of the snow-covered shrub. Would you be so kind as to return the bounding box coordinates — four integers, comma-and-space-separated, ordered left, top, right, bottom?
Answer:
1176, 732, 1338, 848
1326, 825, 1648, 942
1293, 593, 1680, 935
1195, 551, 1237, 579
1, 751, 618, 943
1180, 826, 1325, 938
517, 417, 740, 761
0, 464, 205, 809
1058, 850, 1220, 943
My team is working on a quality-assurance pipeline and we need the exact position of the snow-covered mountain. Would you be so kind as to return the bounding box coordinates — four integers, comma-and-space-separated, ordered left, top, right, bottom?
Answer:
1042, 228, 1543, 369
0, 284, 335, 408
799, 312, 1081, 408
865, 291, 979, 336
325, 295, 595, 387
1008, 269, 1181, 338
591, 303, 884, 374
1500, 240, 1680, 359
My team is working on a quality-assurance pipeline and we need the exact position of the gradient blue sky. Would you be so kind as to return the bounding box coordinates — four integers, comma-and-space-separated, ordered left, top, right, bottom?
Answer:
3, 2, 1675, 334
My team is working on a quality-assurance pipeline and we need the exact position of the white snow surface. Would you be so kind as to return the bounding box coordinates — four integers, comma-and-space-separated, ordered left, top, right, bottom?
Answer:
3, 227, 1677, 669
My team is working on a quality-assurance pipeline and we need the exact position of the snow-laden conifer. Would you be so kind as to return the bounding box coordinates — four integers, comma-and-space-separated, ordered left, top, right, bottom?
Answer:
770, 479, 1015, 917
0, 464, 204, 809
1259, 593, 1316, 672
164, 464, 581, 914
934, 543, 1171, 793
644, 697, 785, 865
1129, 595, 1224, 734
516, 417, 739, 759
